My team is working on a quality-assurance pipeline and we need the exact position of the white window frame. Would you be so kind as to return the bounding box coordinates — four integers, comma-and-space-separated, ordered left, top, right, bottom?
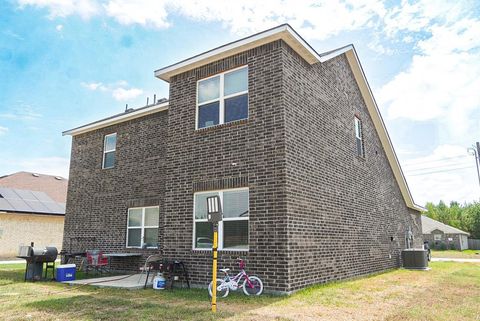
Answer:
354, 117, 364, 157
102, 133, 117, 169
192, 187, 249, 251
126, 206, 159, 249
433, 234, 442, 241
195, 65, 249, 130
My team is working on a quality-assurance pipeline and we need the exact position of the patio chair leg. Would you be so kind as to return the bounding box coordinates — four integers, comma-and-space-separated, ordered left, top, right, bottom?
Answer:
180, 262, 190, 289
144, 269, 150, 289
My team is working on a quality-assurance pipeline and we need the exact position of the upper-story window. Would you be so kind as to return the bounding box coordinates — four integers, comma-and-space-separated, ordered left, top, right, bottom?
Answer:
196, 66, 248, 129
103, 133, 117, 169
354, 117, 364, 157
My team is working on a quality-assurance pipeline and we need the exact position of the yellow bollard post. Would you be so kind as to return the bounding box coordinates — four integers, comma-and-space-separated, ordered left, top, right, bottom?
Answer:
211, 225, 218, 313
206, 195, 222, 313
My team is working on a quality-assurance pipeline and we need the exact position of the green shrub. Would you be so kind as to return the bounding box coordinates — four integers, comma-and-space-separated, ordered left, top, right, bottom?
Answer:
438, 242, 447, 250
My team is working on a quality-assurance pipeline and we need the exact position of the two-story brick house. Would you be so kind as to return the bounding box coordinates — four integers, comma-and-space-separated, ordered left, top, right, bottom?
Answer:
63, 24, 423, 294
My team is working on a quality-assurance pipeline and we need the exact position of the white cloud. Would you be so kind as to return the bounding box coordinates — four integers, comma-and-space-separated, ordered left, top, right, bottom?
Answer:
17, 0, 100, 19
377, 13, 480, 140
112, 87, 143, 101
17, 0, 387, 39
55, 24, 63, 31
403, 145, 479, 205
81, 81, 107, 91
166, 0, 386, 39
103, 0, 171, 29
81, 81, 143, 101
0, 126, 8, 136
15, 157, 70, 178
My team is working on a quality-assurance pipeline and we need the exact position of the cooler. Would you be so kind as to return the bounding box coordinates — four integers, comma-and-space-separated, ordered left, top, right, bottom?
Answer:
56, 264, 76, 282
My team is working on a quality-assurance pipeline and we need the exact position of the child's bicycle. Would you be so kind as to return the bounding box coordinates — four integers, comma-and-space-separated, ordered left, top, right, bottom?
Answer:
208, 258, 263, 297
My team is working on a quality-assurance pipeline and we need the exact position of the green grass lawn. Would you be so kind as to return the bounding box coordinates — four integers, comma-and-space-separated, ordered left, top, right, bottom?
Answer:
1, 262, 479, 321
432, 249, 480, 259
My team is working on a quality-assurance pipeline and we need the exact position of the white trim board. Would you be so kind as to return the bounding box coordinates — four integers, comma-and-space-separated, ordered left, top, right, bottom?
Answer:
155, 24, 321, 82
63, 102, 169, 136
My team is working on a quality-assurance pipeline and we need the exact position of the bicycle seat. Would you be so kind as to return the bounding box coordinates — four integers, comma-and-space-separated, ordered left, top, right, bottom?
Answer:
220, 268, 230, 273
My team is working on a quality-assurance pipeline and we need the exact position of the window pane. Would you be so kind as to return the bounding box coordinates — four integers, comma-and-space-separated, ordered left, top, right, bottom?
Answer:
225, 94, 248, 123
144, 228, 158, 247
355, 118, 361, 139
198, 76, 220, 103
105, 134, 116, 151
144, 207, 159, 226
104, 151, 115, 168
128, 209, 142, 227
195, 192, 219, 220
223, 220, 248, 249
127, 228, 141, 247
195, 222, 213, 248
198, 102, 219, 129
224, 67, 248, 96
223, 189, 249, 218
356, 138, 363, 157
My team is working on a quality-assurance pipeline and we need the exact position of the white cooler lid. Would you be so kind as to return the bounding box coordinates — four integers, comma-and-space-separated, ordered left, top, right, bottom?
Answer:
57, 264, 76, 268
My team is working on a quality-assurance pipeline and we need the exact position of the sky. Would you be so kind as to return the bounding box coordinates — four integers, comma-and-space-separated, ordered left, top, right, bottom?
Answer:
1, 0, 480, 206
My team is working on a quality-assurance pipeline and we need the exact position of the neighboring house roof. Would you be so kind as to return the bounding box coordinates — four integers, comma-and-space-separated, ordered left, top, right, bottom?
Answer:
421, 215, 470, 236
62, 24, 423, 212
0, 187, 65, 215
0, 171, 68, 203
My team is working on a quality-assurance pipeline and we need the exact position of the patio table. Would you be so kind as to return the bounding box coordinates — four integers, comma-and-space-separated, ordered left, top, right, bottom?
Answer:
103, 253, 143, 271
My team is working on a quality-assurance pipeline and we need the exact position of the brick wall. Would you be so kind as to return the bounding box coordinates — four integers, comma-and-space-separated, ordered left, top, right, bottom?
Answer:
63, 111, 168, 270
282, 45, 422, 292
64, 39, 422, 293
163, 40, 289, 292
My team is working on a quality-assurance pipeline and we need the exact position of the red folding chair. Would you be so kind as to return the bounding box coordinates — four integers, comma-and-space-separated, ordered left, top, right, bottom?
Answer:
86, 250, 109, 274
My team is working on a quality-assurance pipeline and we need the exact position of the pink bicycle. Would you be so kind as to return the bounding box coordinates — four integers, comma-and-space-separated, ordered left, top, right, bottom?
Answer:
208, 258, 263, 297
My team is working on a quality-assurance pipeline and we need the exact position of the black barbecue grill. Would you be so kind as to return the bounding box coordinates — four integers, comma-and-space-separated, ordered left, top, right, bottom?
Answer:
17, 243, 58, 281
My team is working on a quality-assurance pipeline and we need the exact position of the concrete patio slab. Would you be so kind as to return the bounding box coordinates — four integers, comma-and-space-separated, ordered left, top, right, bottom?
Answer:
66, 273, 153, 290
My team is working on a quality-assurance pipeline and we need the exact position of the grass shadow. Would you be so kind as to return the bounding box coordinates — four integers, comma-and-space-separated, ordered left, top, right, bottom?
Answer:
26, 295, 236, 321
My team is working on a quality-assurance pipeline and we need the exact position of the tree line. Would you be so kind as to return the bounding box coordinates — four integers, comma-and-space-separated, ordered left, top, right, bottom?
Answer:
424, 201, 480, 239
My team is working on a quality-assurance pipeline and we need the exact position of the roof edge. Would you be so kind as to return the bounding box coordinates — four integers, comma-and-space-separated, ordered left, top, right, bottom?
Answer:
63, 102, 169, 136
339, 47, 423, 212
154, 24, 321, 82
0, 210, 65, 216
422, 215, 470, 235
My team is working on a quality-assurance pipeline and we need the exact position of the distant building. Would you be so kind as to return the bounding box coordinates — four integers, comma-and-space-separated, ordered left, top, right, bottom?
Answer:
0, 171, 68, 203
0, 172, 67, 257
422, 215, 469, 250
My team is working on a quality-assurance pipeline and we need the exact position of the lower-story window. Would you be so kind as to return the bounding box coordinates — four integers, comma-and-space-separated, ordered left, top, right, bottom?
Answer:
126, 206, 159, 248
193, 188, 249, 250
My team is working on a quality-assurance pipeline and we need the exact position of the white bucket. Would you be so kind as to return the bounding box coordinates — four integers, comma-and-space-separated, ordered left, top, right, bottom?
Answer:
153, 273, 166, 290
